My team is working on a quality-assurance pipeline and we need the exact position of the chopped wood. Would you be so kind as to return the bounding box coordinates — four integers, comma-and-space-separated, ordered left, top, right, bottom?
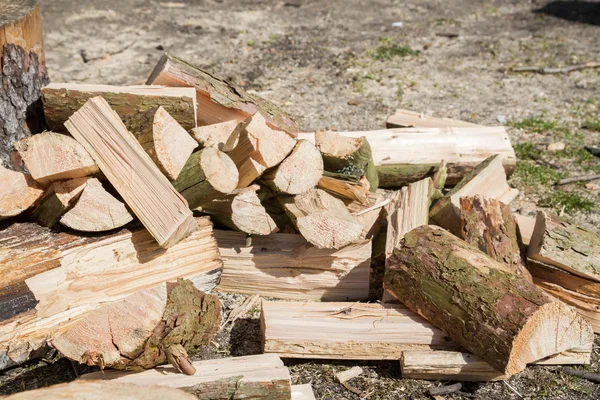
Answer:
432, 160, 448, 190
190, 120, 244, 151
262, 139, 323, 194
335, 366, 364, 383
165, 344, 196, 376
291, 384, 317, 400
458, 195, 532, 281
386, 108, 478, 129
347, 191, 387, 239
514, 213, 536, 247
14, 131, 99, 184
147, 54, 299, 134
261, 300, 457, 360
82, 354, 292, 400
171, 148, 239, 209
385, 225, 593, 376
42, 83, 197, 132
215, 230, 371, 301
0, 164, 46, 219
429, 155, 519, 235
59, 178, 133, 232
30, 177, 88, 227
318, 175, 370, 205
528, 211, 600, 282
0, 216, 222, 370
52, 280, 221, 371
227, 113, 296, 188
281, 188, 363, 249
65, 96, 196, 248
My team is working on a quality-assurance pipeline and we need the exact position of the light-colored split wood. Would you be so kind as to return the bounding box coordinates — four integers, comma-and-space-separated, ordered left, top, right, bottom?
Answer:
514, 213, 536, 247
191, 119, 243, 151
30, 177, 88, 227
318, 175, 370, 204
291, 384, 317, 400
386, 108, 478, 129
0, 164, 46, 219
346, 190, 387, 240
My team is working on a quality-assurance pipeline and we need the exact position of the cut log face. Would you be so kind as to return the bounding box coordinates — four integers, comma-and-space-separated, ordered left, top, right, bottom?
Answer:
42, 83, 197, 132
14, 131, 99, 184
64, 96, 196, 248
190, 120, 242, 151
281, 188, 363, 249
318, 175, 370, 205
346, 190, 387, 240
0, 165, 46, 219
514, 213, 536, 247
384, 225, 594, 376
215, 230, 371, 301
30, 177, 88, 227
82, 354, 292, 400
59, 178, 133, 232
386, 108, 478, 129
261, 139, 323, 194
146, 54, 299, 134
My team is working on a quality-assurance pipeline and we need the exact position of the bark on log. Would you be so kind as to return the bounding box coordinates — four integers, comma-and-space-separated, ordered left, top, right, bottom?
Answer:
190, 119, 243, 151
0, 0, 49, 167
317, 175, 370, 205
147, 54, 299, 135
384, 225, 593, 376
386, 108, 478, 129
0, 163, 46, 219
30, 177, 87, 227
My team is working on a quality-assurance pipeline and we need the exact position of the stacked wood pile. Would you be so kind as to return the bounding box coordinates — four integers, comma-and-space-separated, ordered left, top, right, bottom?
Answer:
1, 2, 599, 398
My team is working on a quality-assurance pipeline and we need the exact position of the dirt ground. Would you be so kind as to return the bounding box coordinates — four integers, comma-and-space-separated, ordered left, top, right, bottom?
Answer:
2, 0, 600, 398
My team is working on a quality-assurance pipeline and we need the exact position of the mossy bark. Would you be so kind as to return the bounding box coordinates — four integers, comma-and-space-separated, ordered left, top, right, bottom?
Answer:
321, 138, 379, 192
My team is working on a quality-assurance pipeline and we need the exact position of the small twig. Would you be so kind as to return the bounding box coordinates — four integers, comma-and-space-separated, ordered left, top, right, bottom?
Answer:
563, 367, 600, 384
503, 381, 523, 398
354, 199, 391, 216
557, 174, 600, 185
511, 62, 600, 74
428, 382, 462, 396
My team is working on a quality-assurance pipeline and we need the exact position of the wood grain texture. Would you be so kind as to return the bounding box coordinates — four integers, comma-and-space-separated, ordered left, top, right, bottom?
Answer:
386, 109, 478, 129
190, 120, 242, 151
30, 177, 88, 227
0, 164, 46, 219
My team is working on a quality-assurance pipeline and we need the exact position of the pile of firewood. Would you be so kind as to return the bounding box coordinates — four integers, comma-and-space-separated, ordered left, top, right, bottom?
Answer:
2, 2, 600, 399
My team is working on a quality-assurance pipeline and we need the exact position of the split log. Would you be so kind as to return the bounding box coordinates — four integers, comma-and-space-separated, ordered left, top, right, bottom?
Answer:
30, 177, 88, 227
429, 155, 519, 235
346, 190, 387, 240
59, 178, 133, 232
386, 108, 478, 129
2, 381, 198, 400
0, 0, 48, 166
82, 354, 291, 400
317, 175, 370, 204
458, 195, 532, 281
171, 148, 239, 209
514, 213, 536, 247
0, 164, 46, 219
200, 186, 277, 235
42, 83, 197, 132
0, 216, 222, 370
528, 211, 600, 282
65, 96, 196, 248
384, 225, 593, 376
227, 113, 296, 188
261, 139, 323, 194
14, 131, 99, 183
147, 54, 299, 134
261, 300, 457, 360
53, 279, 221, 370
281, 188, 363, 249
190, 120, 243, 151
292, 385, 317, 400
315, 130, 378, 191
214, 230, 371, 301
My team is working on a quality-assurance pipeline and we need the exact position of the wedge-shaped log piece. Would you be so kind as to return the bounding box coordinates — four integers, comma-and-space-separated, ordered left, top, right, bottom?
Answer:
459, 195, 532, 281
191, 120, 243, 151
0, 165, 46, 219
318, 175, 370, 204
53, 280, 221, 370
262, 140, 323, 194
215, 230, 371, 301
201, 187, 276, 235
385, 225, 593, 376
386, 108, 478, 129
14, 131, 99, 184
171, 148, 239, 209
528, 211, 600, 282
42, 83, 197, 131
430, 155, 519, 234
0, 217, 222, 370
228, 113, 296, 188
59, 178, 133, 232
147, 54, 299, 134
346, 190, 387, 240
281, 188, 363, 249
31, 177, 88, 227
514, 213, 536, 246
65, 96, 196, 248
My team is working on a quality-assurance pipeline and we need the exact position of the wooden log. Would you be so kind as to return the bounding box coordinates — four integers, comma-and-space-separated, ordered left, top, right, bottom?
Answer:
14, 131, 99, 184
384, 225, 593, 376
261, 300, 458, 360
65, 96, 196, 248
0, 164, 46, 219
227, 113, 296, 188
171, 148, 239, 209
82, 354, 292, 400
147, 54, 299, 135
190, 120, 243, 151
214, 230, 371, 301
0, 0, 48, 166
315, 130, 378, 191
317, 175, 370, 205
429, 155, 519, 235
2, 381, 198, 400
514, 213, 536, 247
53, 279, 221, 370
458, 195, 532, 281
386, 108, 478, 129
59, 178, 133, 232
30, 177, 88, 227
261, 139, 323, 194
281, 188, 363, 249
0, 216, 222, 370
346, 190, 387, 240
528, 211, 600, 282
42, 83, 197, 132
292, 385, 316, 400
